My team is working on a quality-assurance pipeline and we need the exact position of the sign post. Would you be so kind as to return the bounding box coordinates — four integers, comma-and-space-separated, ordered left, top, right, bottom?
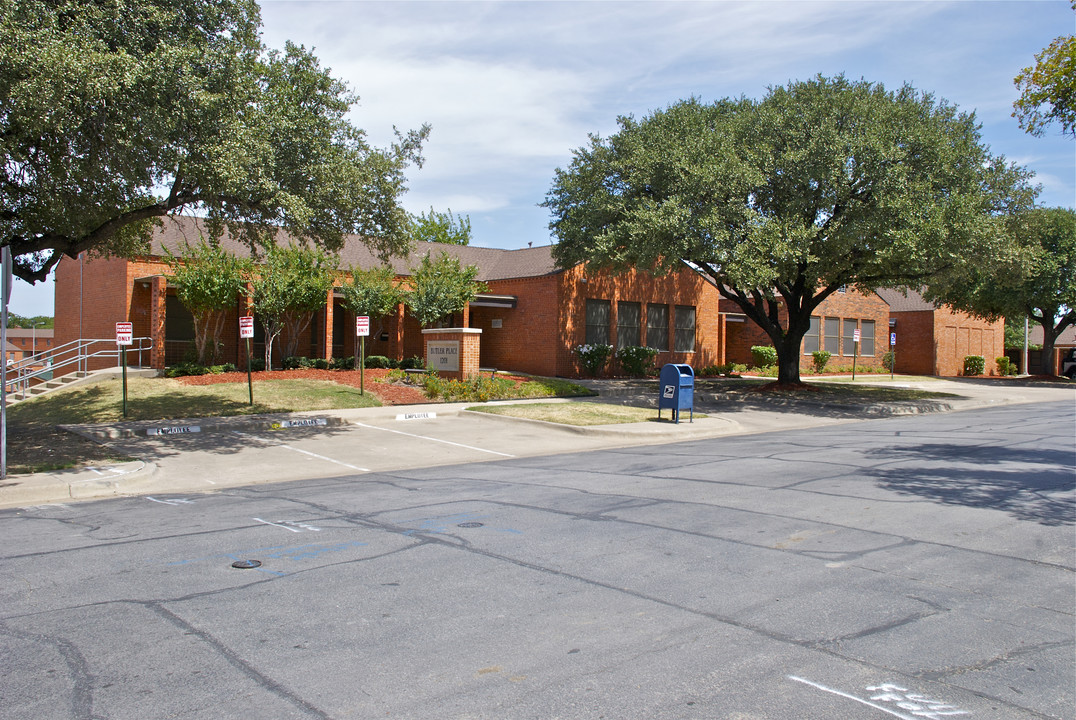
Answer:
851, 327, 861, 381
356, 316, 370, 395
116, 322, 133, 417
890, 332, 896, 380
240, 316, 255, 405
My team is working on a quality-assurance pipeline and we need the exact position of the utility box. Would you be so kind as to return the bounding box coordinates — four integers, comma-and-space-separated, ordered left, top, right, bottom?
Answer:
658, 363, 694, 423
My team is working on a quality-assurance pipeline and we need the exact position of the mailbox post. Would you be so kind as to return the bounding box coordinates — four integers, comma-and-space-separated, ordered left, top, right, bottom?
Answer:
658, 363, 694, 423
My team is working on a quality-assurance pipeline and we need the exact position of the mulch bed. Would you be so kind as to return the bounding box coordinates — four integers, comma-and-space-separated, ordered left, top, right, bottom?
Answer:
173, 368, 429, 405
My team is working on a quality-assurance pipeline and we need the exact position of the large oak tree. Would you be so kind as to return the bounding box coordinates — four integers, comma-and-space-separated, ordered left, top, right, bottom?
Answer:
1, 0, 427, 284
545, 75, 1036, 385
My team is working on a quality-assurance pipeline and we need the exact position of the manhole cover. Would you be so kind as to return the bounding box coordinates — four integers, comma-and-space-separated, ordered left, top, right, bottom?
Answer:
457, 522, 484, 528
231, 560, 262, 569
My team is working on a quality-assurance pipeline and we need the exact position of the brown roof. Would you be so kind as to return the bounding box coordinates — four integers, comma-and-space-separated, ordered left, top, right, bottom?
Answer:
1027, 324, 1076, 346
150, 215, 560, 281
875, 287, 937, 312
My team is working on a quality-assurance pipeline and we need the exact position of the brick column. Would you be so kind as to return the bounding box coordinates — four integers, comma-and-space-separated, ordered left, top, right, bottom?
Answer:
422, 328, 482, 379
322, 288, 334, 360
150, 276, 167, 370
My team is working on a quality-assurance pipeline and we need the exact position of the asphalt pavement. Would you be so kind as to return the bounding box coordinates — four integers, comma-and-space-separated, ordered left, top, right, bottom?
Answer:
1, 376, 1072, 509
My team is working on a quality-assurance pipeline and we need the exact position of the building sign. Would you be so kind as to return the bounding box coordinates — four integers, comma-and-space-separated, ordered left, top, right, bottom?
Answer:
115, 322, 133, 346
427, 340, 460, 371
356, 316, 370, 337
239, 316, 254, 339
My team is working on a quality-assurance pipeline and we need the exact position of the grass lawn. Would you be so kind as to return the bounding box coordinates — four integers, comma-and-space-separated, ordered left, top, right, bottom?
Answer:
469, 402, 674, 426
8, 376, 381, 427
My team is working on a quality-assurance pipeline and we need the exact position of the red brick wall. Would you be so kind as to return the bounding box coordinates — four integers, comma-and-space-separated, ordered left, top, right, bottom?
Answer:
556, 265, 722, 377
932, 307, 1004, 376
721, 289, 891, 370
890, 310, 935, 375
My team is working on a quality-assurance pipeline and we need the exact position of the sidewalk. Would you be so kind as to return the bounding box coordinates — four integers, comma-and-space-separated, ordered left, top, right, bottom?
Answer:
2, 376, 1071, 509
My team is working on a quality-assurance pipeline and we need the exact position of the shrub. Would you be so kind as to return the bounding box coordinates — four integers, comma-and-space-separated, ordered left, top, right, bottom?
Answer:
730, 363, 747, 375
282, 356, 314, 370
364, 355, 395, 369
329, 356, 355, 370
312, 357, 330, 370
995, 356, 1014, 376
750, 345, 778, 368
165, 362, 208, 378
963, 355, 985, 376
811, 350, 831, 374
208, 363, 237, 374
399, 355, 426, 370
882, 351, 895, 372
697, 364, 726, 377
247, 358, 266, 372
381, 368, 409, 383
574, 344, 613, 377
615, 345, 659, 377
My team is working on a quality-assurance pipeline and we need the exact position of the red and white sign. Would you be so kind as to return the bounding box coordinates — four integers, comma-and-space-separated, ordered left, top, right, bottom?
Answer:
115, 322, 133, 346
356, 316, 370, 337
239, 316, 255, 339
853, 328, 861, 343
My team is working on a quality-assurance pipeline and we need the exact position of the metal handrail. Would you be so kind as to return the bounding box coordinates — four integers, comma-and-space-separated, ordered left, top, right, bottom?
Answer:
4, 337, 153, 397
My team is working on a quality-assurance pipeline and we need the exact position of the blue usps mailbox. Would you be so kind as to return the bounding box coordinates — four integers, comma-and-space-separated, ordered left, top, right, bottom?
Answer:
658, 363, 694, 423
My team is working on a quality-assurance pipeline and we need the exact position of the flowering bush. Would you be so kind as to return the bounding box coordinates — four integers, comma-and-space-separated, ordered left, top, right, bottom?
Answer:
963, 355, 985, 376
574, 344, 613, 377
616, 345, 659, 377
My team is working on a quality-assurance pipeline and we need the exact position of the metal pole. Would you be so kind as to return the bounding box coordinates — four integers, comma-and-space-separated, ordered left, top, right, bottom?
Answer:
1023, 316, 1029, 375
360, 336, 365, 396
852, 339, 859, 381
1, 246, 10, 479
246, 337, 253, 405
121, 345, 128, 418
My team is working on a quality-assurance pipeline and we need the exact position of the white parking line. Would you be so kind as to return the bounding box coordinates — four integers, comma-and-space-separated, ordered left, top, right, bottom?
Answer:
350, 421, 516, 457
231, 431, 370, 471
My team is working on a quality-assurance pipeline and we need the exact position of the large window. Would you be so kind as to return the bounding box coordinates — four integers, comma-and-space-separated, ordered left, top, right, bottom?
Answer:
585, 299, 610, 345
860, 319, 875, 356
803, 316, 821, 355
617, 301, 641, 348
824, 316, 840, 355
674, 305, 696, 352
842, 318, 858, 356
646, 304, 669, 351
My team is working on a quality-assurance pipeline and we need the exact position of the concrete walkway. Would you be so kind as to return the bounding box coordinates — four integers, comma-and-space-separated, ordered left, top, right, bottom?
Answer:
1, 376, 1071, 509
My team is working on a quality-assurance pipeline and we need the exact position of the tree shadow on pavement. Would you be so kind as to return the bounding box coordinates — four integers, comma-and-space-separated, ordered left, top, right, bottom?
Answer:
863, 443, 1075, 526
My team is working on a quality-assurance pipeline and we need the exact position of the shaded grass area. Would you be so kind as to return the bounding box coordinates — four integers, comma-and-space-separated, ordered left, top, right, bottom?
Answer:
3, 425, 136, 475
469, 402, 669, 426
424, 373, 596, 402
694, 377, 958, 403
8, 376, 381, 428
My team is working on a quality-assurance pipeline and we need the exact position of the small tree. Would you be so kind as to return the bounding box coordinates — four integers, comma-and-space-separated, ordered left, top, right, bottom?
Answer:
411, 207, 472, 245
339, 265, 405, 366
405, 252, 485, 328
167, 240, 249, 365
250, 245, 337, 369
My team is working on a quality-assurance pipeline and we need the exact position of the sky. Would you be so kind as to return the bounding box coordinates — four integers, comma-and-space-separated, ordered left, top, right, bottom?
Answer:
11, 0, 1075, 318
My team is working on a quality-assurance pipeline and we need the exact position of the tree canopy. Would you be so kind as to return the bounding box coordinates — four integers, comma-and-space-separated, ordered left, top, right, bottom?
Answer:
927, 207, 1075, 374
1013, 4, 1076, 138
167, 240, 250, 365
411, 207, 473, 245
249, 245, 337, 368
545, 75, 1036, 385
0, 0, 427, 284
406, 253, 484, 328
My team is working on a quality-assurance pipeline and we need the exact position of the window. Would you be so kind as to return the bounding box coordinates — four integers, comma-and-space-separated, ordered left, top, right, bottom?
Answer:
842, 318, 858, 356
674, 305, 696, 352
646, 304, 669, 351
803, 316, 820, 355
585, 299, 610, 345
824, 316, 840, 355
860, 319, 875, 356
617, 301, 641, 348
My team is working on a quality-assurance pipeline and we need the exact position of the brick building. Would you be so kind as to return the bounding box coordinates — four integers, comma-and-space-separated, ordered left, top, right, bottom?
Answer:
3, 328, 54, 359
53, 216, 996, 379
876, 288, 1005, 376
